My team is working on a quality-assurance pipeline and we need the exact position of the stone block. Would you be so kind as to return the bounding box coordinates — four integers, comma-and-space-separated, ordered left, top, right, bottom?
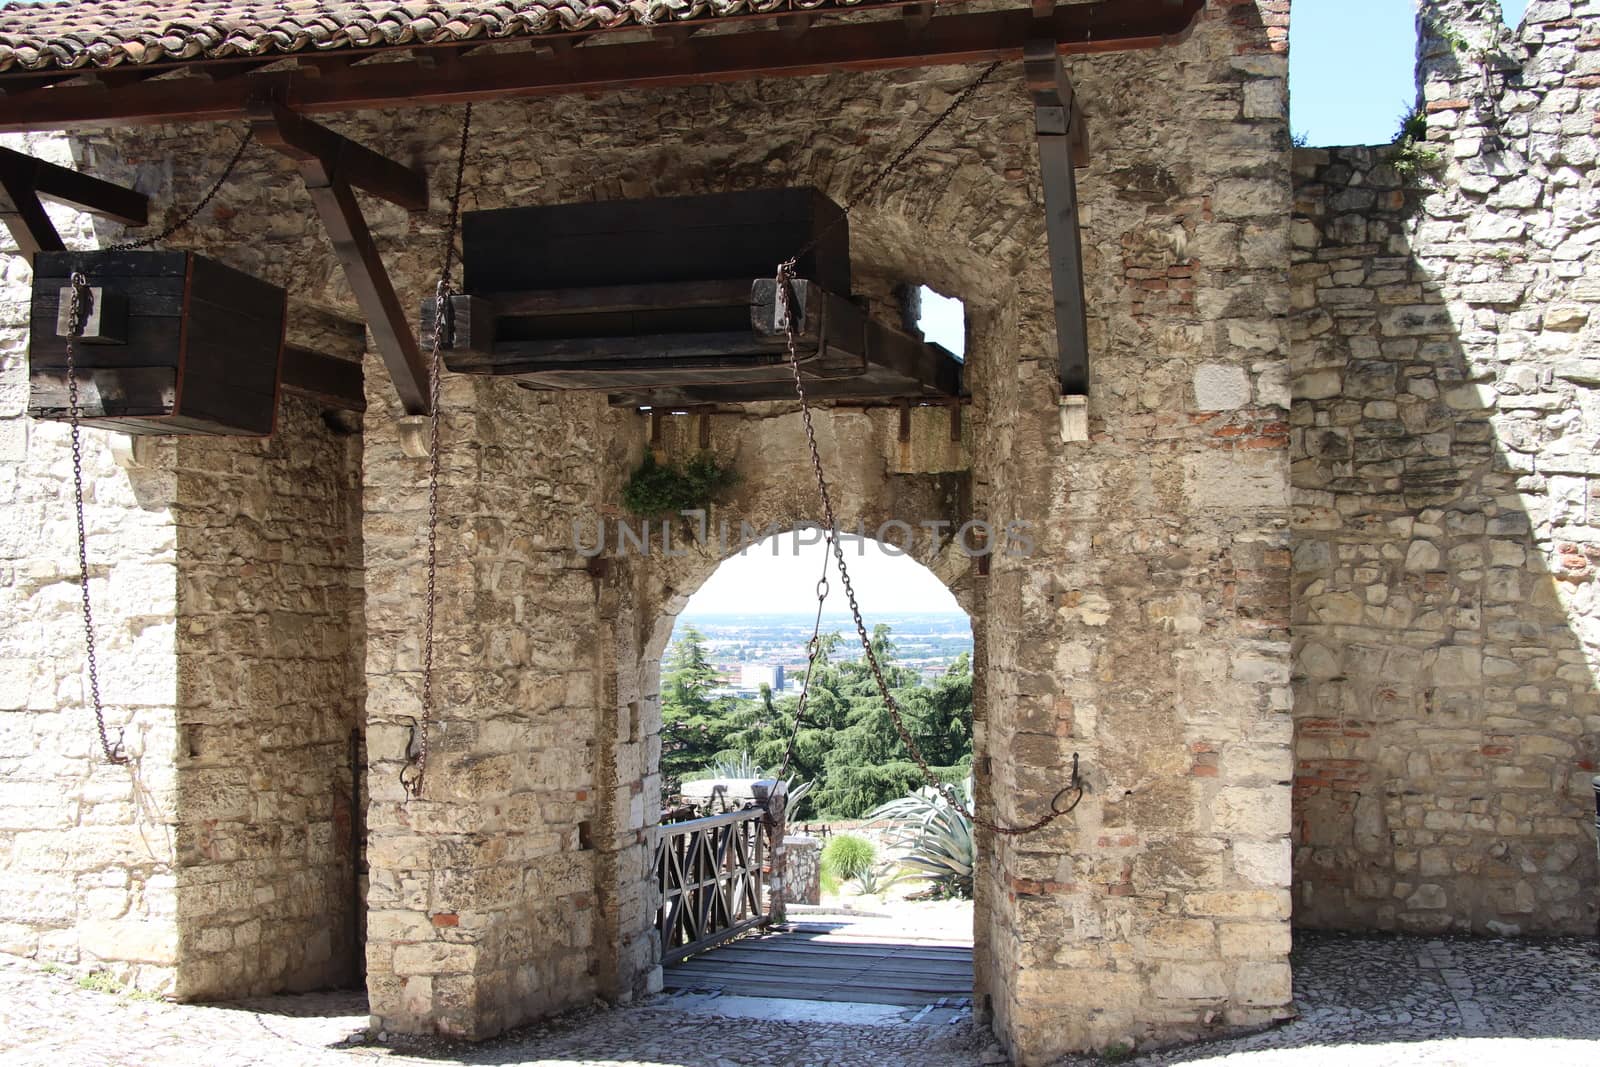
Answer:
1193, 364, 1252, 410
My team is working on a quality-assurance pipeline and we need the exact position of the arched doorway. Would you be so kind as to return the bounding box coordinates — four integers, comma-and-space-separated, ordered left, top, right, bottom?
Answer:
653, 534, 979, 1008
582, 403, 1005, 1021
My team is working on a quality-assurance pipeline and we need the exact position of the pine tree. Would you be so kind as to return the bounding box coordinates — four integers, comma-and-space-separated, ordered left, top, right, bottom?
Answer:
660, 626, 736, 788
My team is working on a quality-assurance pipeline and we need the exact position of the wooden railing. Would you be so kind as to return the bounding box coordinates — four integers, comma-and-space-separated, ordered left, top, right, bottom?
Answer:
656, 805, 770, 964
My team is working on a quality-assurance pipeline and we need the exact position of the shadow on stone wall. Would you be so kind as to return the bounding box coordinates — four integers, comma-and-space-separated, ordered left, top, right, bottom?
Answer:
1290, 145, 1599, 936
169, 393, 367, 996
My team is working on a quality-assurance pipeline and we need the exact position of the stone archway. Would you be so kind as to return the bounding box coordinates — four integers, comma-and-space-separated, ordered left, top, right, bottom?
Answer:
54, 19, 1294, 1056
592, 417, 991, 1010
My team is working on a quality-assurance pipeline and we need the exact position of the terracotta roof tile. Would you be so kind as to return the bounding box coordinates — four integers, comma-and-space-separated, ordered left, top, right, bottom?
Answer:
0, 0, 911, 73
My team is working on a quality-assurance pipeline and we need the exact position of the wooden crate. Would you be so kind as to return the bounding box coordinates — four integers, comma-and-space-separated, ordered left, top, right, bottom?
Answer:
28, 250, 286, 436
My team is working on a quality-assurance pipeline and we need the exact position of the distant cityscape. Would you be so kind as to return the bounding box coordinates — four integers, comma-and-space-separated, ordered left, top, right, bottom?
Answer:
666, 611, 973, 697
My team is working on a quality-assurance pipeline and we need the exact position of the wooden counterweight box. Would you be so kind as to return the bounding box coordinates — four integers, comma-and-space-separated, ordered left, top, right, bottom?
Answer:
28, 250, 287, 436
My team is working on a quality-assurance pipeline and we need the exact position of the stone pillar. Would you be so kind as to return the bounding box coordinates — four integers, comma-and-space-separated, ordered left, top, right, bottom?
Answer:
0, 132, 182, 993
978, 3, 1295, 1060
362, 372, 620, 1038
783, 836, 823, 906
1, 128, 369, 999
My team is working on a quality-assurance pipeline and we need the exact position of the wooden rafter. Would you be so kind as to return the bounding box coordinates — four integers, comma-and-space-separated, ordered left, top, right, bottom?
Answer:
0, 147, 148, 258
280, 344, 366, 412
0, 1, 1205, 132
1024, 38, 1090, 396
250, 101, 431, 414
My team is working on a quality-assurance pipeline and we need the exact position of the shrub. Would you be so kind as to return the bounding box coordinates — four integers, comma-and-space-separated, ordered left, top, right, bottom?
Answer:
821, 834, 876, 882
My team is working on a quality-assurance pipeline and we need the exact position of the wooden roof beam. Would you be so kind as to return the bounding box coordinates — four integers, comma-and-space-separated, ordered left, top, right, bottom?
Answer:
250, 102, 431, 414
0, 146, 149, 258
0, 1, 1205, 131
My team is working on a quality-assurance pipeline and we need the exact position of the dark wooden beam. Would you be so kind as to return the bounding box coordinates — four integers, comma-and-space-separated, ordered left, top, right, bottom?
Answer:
903, 3, 935, 33
251, 104, 431, 413
0, 1, 1205, 131
0, 166, 63, 257
778, 14, 813, 40
280, 344, 366, 412
1024, 38, 1090, 396
250, 101, 428, 210
0, 147, 149, 258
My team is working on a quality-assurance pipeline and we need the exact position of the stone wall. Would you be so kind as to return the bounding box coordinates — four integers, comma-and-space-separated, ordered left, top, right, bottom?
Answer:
170, 387, 366, 998
1290, 0, 1600, 935
0, 127, 368, 995
0, 131, 182, 992
979, 1, 1293, 1057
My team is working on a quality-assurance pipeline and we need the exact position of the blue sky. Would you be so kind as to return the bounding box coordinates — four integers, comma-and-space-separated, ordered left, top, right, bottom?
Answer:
1291, 0, 1528, 145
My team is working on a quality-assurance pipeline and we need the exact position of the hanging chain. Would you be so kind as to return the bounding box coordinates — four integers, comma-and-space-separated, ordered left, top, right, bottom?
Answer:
61, 126, 254, 766
404, 103, 475, 800
64, 274, 125, 765
109, 128, 254, 254
775, 265, 1079, 837
786, 61, 1002, 269
766, 60, 1081, 834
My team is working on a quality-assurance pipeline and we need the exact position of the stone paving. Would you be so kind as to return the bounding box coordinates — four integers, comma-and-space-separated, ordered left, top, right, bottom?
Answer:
1, 933, 1597, 1066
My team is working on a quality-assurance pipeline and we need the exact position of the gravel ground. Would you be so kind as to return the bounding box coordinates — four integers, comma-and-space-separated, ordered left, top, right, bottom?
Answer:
1, 932, 1597, 1066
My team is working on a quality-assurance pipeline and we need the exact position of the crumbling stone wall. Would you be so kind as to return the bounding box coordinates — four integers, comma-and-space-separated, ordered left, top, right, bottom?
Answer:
1290, 0, 1600, 935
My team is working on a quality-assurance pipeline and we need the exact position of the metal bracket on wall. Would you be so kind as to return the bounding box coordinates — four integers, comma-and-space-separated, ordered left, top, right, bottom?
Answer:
1023, 38, 1091, 401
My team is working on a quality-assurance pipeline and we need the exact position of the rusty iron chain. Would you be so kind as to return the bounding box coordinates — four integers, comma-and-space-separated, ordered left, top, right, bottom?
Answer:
109, 128, 254, 254
64, 274, 127, 766
60, 127, 255, 766
775, 264, 1080, 837
403, 103, 475, 800
769, 58, 1082, 833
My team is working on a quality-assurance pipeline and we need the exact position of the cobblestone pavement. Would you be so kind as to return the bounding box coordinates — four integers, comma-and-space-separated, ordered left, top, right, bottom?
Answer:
2, 933, 1597, 1066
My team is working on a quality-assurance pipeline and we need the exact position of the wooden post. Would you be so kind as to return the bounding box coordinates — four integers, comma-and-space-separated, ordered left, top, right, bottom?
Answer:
0, 147, 148, 260
250, 101, 433, 415
1024, 39, 1091, 397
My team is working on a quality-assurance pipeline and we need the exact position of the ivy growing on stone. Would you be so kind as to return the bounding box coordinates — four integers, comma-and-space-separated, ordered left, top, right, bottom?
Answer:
621, 451, 739, 518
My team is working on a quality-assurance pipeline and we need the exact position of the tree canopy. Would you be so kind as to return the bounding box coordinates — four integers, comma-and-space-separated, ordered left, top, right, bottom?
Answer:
658, 624, 973, 820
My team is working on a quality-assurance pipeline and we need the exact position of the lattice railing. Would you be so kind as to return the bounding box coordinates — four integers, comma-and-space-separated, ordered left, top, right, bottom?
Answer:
656, 806, 769, 964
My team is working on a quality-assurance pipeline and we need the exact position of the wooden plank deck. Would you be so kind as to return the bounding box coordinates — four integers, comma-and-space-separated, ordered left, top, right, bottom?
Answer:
662, 923, 974, 1008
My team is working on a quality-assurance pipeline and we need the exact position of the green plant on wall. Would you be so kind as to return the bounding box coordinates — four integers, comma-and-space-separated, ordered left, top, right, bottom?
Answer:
621, 451, 738, 518
1390, 105, 1446, 188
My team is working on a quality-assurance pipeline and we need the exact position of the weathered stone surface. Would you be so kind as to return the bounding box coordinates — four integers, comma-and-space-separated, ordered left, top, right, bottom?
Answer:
1290, 0, 1600, 939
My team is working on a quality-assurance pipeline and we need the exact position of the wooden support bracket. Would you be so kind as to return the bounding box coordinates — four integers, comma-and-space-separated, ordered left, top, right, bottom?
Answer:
250, 101, 432, 414
0, 146, 148, 259
1024, 38, 1091, 397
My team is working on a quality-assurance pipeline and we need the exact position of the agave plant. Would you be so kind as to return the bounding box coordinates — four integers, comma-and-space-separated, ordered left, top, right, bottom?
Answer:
710, 752, 761, 779
704, 752, 814, 815
865, 781, 976, 899
854, 860, 911, 897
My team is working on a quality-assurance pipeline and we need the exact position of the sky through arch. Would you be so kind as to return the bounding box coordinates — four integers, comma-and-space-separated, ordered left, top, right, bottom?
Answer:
681, 533, 961, 617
